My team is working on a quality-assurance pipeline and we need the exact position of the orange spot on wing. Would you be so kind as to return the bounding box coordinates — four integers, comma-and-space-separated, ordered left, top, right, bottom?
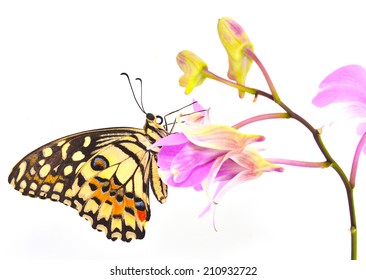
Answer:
44, 174, 61, 184
137, 210, 146, 222
124, 197, 134, 208
89, 178, 102, 188
111, 198, 123, 215
92, 188, 109, 204
110, 177, 121, 190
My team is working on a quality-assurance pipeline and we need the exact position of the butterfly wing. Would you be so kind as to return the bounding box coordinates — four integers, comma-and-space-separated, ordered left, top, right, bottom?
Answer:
8, 127, 167, 242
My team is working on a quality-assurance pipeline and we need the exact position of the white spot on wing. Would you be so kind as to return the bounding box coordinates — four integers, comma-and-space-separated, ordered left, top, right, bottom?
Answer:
61, 142, 71, 160
16, 161, 27, 182
83, 136, 91, 147
39, 164, 51, 178
57, 140, 66, 146
64, 165, 73, 176
72, 151, 85, 161
20, 180, 27, 189
42, 147, 53, 157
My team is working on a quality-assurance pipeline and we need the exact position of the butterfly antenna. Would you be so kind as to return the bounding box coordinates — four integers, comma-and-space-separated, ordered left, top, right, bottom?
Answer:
164, 100, 198, 126
135, 78, 146, 113
121, 73, 146, 114
165, 100, 198, 118
164, 101, 200, 132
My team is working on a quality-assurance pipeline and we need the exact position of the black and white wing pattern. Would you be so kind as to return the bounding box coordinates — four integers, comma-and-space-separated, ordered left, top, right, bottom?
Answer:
8, 113, 168, 242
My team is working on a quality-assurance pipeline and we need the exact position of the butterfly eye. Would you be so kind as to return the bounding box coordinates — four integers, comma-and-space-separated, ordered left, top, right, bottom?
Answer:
146, 113, 155, 121
156, 115, 163, 125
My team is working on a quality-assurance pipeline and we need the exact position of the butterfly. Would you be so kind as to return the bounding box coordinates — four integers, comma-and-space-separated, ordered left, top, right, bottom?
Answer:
8, 73, 169, 242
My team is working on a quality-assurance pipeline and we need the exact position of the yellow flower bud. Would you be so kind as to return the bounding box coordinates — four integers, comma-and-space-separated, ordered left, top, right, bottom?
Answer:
176, 50, 208, 94
218, 17, 254, 98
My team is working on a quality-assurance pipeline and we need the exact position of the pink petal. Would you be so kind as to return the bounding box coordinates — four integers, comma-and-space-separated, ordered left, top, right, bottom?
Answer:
313, 65, 366, 107
359, 124, 366, 155
231, 149, 283, 173
157, 143, 186, 170
200, 170, 256, 220
157, 140, 217, 188
346, 103, 366, 119
163, 159, 212, 189
182, 123, 264, 150
199, 202, 212, 218
212, 171, 255, 203
357, 122, 366, 136
172, 144, 223, 183
185, 100, 210, 125
205, 150, 283, 204
153, 133, 188, 147
215, 158, 244, 181
201, 151, 239, 197
192, 100, 204, 112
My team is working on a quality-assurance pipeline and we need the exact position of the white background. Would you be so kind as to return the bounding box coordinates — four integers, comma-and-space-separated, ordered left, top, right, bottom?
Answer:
1, 0, 366, 279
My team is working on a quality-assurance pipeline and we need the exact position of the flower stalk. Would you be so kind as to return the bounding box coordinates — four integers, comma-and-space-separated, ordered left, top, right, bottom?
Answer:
233, 113, 290, 129
203, 71, 358, 259
203, 69, 257, 96
244, 48, 281, 103
267, 159, 330, 168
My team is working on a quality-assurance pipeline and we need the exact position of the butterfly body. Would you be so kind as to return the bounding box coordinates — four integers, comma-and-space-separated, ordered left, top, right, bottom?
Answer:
8, 113, 168, 242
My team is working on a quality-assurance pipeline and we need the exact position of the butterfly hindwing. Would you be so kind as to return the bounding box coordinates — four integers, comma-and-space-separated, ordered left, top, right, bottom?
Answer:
8, 117, 168, 242
73, 135, 155, 241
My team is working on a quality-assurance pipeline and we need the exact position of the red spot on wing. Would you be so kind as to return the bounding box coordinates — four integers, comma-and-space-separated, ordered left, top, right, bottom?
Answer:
137, 209, 147, 222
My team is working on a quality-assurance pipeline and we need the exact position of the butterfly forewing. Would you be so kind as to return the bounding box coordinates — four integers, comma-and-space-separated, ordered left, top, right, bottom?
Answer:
8, 116, 168, 242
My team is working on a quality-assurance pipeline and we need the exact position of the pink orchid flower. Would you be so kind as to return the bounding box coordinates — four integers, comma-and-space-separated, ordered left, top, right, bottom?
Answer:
151, 105, 283, 208
312, 64, 366, 189
154, 124, 267, 188
312, 64, 366, 147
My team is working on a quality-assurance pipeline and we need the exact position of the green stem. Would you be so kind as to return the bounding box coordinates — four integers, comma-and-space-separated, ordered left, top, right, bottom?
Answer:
349, 189, 357, 260
277, 98, 357, 260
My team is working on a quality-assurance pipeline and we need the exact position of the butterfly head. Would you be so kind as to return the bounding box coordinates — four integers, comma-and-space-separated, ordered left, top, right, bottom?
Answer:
144, 113, 168, 138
